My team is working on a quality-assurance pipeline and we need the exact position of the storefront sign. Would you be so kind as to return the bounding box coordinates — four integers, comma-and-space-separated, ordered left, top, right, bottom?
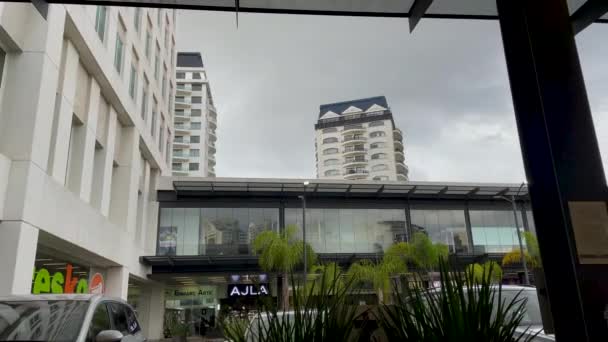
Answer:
227, 283, 270, 297
165, 286, 217, 306
32, 264, 104, 294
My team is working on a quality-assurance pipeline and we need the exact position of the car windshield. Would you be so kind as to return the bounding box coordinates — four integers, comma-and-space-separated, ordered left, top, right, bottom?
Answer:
0, 300, 90, 341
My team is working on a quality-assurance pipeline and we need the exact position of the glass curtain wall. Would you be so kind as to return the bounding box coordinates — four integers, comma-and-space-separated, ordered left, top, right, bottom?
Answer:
158, 208, 279, 256
409, 209, 469, 253
469, 209, 524, 253
285, 208, 406, 254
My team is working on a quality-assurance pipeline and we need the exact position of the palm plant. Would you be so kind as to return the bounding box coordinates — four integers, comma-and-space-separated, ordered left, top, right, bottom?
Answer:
253, 225, 317, 310
376, 259, 538, 341
246, 268, 363, 342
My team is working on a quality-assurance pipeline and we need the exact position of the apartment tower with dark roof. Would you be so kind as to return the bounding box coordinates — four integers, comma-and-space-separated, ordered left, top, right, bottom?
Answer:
172, 52, 218, 177
315, 96, 408, 181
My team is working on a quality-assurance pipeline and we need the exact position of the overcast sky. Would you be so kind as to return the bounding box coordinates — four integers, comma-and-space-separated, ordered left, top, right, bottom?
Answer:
177, 11, 607, 182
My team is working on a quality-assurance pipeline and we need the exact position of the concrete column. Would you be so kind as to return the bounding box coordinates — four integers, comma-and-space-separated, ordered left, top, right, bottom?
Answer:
49, 39, 79, 184
98, 108, 118, 217
137, 161, 151, 248
138, 283, 166, 340
105, 266, 129, 300
78, 78, 101, 202
0, 221, 39, 295
109, 127, 140, 233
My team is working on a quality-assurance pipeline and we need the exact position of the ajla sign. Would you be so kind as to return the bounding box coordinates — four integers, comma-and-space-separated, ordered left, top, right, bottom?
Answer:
32, 263, 105, 295
227, 283, 270, 297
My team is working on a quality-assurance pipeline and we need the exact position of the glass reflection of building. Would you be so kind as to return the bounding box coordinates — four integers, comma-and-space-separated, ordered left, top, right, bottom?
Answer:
157, 205, 534, 257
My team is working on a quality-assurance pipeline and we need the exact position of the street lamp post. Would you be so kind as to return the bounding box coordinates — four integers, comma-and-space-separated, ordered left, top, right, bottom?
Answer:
497, 183, 530, 285
299, 181, 310, 285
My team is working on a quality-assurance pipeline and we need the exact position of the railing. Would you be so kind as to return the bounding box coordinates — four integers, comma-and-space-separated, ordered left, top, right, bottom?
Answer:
345, 169, 369, 175
318, 110, 388, 125
344, 158, 367, 164
343, 136, 366, 142
343, 147, 366, 153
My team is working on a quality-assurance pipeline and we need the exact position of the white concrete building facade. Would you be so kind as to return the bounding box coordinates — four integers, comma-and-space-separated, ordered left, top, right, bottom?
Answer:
0, 2, 175, 338
172, 52, 217, 177
315, 96, 408, 181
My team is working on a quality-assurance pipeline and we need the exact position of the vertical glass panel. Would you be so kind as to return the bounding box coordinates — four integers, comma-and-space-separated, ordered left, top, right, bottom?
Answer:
469, 209, 521, 253
183, 208, 200, 255
410, 209, 469, 253
172, 208, 185, 255
158, 208, 175, 255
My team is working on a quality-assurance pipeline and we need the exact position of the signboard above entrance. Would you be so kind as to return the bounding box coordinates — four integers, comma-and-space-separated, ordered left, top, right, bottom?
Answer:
228, 283, 270, 297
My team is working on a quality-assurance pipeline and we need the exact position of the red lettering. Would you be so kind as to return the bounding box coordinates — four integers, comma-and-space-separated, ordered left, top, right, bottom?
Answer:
63, 264, 78, 293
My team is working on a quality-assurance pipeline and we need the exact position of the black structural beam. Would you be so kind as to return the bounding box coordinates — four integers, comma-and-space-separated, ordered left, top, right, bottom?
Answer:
571, 0, 608, 35
409, 0, 434, 33
497, 0, 608, 340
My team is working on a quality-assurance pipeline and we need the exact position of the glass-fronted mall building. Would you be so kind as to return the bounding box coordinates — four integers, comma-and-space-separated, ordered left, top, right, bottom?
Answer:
141, 177, 536, 338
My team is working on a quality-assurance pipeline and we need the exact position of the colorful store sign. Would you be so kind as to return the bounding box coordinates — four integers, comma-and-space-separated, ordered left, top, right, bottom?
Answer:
32, 263, 105, 295
227, 283, 270, 297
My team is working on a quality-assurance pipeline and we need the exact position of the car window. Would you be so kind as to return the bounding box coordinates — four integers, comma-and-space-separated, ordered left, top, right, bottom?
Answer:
125, 306, 141, 334
108, 303, 129, 335
87, 303, 112, 342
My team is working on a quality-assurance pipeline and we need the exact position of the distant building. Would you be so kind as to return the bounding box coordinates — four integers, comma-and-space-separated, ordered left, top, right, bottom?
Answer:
315, 96, 408, 181
172, 52, 217, 177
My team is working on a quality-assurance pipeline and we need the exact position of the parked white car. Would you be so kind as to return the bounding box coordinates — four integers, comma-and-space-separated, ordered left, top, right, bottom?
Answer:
0, 294, 146, 342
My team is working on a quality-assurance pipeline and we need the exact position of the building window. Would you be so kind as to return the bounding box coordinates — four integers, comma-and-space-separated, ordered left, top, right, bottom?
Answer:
324, 169, 340, 177
371, 153, 387, 160
176, 72, 185, 79
151, 99, 158, 137
373, 176, 389, 181
411, 209, 469, 254
190, 109, 202, 117
469, 210, 523, 254
370, 131, 386, 138
322, 127, 337, 134
190, 136, 200, 143
324, 159, 339, 166
114, 33, 124, 73
322, 137, 338, 144
145, 29, 151, 60
189, 163, 199, 171
95, 6, 107, 42
190, 122, 201, 130
175, 96, 184, 103
192, 72, 201, 79
285, 208, 406, 254
133, 7, 141, 32
370, 142, 386, 149
369, 121, 385, 127
154, 43, 160, 80
159, 116, 165, 151
372, 164, 388, 171
128, 64, 138, 99
140, 79, 149, 120
189, 149, 200, 157
192, 84, 203, 91
191, 96, 202, 104
323, 148, 338, 155
172, 163, 181, 170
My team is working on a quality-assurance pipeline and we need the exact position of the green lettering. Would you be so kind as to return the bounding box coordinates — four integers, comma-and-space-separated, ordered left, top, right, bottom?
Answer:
33, 268, 51, 294
51, 272, 65, 294
76, 279, 88, 293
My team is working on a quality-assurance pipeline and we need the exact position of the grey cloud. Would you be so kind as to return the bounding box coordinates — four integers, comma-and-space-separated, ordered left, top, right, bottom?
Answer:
177, 11, 607, 181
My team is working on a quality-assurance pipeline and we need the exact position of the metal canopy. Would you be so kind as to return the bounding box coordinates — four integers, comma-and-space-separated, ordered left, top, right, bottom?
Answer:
166, 177, 528, 199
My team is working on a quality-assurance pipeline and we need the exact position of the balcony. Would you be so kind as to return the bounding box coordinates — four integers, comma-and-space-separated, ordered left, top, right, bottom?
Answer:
208, 143, 216, 154
174, 112, 190, 122
396, 162, 409, 177
343, 146, 366, 156
393, 128, 403, 141
172, 166, 189, 176
394, 140, 404, 149
397, 173, 408, 181
208, 117, 217, 130
176, 87, 191, 96
342, 135, 367, 145
208, 170, 216, 177
209, 103, 217, 114
395, 150, 405, 162
343, 157, 368, 168
317, 110, 389, 126
344, 168, 369, 180
208, 156, 216, 167
172, 153, 189, 162
173, 140, 189, 148
341, 125, 366, 135
174, 125, 191, 135
175, 98, 191, 109
208, 129, 217, 141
